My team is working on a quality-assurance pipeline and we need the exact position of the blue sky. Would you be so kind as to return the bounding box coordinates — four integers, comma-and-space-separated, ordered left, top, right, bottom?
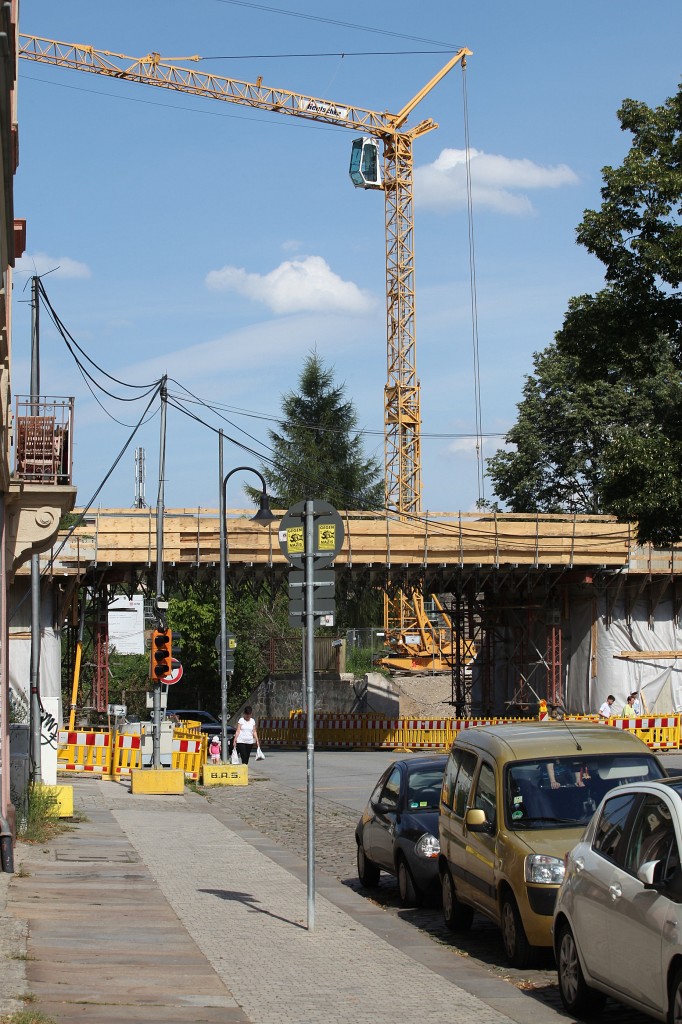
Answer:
13, 0, 682, 513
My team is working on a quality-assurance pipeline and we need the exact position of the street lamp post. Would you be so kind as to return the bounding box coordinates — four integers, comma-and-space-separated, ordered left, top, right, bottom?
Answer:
218, 432, 275, 761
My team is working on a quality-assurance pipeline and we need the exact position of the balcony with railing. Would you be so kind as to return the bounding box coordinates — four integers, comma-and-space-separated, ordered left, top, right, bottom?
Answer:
13, 396, 74, 485
7, 395, 77, 575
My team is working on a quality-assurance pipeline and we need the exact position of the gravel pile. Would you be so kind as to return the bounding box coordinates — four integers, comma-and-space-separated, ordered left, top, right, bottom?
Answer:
390, 673, 456, 718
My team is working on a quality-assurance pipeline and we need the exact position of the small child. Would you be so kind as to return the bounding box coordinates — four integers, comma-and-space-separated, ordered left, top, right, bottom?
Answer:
208, 736, 221, 764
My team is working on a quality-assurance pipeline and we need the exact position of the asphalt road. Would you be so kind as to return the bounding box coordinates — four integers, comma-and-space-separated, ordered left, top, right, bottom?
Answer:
204, 747, 682, 1022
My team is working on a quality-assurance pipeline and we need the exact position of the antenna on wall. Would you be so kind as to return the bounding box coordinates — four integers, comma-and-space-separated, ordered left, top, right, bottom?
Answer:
134, 447, 147, 508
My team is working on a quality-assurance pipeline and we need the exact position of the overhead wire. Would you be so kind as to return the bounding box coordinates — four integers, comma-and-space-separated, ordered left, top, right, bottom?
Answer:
461, 59, 486, 506
165, 389, 484, 536
211, 0, 460, 48
166, 390, 504, 440
38, 281, 157, 393
199, 49, 457, 60
9, 382, 163, 624
38, 280, 163, 427
167, 378, 274, 459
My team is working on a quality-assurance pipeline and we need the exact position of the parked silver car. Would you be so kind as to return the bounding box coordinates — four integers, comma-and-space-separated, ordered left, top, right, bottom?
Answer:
554, 777, 682, 1022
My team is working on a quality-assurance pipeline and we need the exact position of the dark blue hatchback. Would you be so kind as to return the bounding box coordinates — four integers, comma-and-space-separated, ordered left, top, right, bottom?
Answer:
355, 755, 447, 906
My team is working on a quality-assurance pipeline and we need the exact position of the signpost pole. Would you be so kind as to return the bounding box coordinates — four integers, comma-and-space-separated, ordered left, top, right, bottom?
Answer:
277, 498, 343, 934
305, 499, 315, 932
218, 432, 229, 763
153, 378, 168, 770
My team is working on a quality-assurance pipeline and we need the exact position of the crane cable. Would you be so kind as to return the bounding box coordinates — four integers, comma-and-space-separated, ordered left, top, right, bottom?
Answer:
461, 59, 486, 506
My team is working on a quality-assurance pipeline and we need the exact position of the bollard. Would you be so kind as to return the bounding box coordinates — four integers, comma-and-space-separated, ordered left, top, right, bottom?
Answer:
0, 812, 14, 873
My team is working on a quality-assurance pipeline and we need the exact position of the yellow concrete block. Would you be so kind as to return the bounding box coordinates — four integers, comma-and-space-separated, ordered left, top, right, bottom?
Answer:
43, 784, 73, 818
202, 763, 248, 786
130, 768, 185, 794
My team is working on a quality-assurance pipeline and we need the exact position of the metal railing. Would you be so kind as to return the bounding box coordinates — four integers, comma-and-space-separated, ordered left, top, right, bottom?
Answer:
13, 395, 74, 484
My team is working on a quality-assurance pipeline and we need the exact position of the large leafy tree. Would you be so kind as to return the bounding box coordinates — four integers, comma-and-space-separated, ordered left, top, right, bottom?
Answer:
488, 84, 682, 544
167, 579, 298, 714
258, 351, 384, 510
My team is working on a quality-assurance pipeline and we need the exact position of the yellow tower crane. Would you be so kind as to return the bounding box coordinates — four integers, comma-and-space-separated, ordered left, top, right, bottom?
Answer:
19, 34, 473, 672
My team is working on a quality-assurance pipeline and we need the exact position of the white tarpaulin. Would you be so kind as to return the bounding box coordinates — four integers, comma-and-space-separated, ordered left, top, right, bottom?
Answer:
568, 595, 682, 715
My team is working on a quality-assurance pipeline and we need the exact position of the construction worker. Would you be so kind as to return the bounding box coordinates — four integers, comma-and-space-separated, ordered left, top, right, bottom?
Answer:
621, 693, 637, 718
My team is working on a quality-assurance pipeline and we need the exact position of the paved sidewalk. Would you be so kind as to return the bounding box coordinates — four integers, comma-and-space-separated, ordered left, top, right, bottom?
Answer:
0, 779, 575, 1024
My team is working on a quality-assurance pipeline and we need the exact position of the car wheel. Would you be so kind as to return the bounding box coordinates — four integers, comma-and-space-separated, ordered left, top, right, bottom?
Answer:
501, 892, 533, 969
357, 842, 381, 887
557, 921, 606, 1017
441, 867, 473, 931
397, 856, 420, 907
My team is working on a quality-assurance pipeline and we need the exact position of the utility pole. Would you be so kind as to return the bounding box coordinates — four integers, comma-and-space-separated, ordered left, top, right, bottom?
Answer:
152, 379, 168, 769
29, 275, 42, 782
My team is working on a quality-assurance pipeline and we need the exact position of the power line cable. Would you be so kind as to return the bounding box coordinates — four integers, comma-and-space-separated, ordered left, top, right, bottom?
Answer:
461, 59, 486, 506
167, 378, 273, 458
38, 281, 158, 393
9, 382, 163, 624
199, 49, 455, 60
211, 0, 460, 48
166, 390, 504, 440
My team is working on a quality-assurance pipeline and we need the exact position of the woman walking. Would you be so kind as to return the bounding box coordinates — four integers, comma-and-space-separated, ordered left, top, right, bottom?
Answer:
233, 705, 260, 765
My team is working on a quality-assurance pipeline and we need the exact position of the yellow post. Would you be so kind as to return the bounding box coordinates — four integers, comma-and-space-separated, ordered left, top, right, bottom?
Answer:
68, 641, 82, 732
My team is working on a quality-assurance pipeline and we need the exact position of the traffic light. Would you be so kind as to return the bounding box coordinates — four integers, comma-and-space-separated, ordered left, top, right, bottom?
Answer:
150, 628, 172, 681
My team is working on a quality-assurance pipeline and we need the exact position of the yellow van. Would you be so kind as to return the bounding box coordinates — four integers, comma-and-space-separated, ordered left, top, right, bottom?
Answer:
438, 722, 665, 967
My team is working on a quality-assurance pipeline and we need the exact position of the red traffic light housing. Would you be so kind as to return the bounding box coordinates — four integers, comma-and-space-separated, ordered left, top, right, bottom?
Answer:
150, 628, 172, 680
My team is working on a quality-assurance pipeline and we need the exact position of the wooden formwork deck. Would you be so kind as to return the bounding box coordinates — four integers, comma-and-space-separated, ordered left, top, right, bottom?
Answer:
43, 508, 674, 575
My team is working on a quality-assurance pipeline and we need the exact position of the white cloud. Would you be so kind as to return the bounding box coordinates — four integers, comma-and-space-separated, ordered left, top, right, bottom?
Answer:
15, 251, 91, 279
205, 255, 376, 315
415, 148, 579, 215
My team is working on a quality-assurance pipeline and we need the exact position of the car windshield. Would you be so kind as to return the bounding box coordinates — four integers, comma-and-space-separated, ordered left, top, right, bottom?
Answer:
406, 767, 444, 811
506, 753, 665, 830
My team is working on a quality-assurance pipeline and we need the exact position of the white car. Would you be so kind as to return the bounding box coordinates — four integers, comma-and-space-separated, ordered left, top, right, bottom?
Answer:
554, 778, 682, 1022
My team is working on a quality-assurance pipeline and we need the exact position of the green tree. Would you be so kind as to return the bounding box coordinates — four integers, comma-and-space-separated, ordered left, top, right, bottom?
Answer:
168, 578, 299, 714
487, 84, 682, 544
108, 652, 150, 719
575, 89, 682, 294
258, 351, 384, 510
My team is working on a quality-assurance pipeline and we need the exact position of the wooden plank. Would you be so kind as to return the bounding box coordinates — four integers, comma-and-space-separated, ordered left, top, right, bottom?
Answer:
615, 651, 682, 660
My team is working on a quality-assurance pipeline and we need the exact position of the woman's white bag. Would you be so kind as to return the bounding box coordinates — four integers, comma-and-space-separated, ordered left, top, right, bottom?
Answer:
230, 747, 240, 765
255, 746, 265, 761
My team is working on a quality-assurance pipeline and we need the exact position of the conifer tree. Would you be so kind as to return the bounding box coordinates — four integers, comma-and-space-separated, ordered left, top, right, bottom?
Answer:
260, 351, 384, 510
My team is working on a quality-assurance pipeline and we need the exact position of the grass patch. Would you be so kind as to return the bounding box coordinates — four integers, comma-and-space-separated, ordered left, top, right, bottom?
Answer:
346, 646, 391, 678
185, 779, 207, 796
18, 785, 70, 845
1, 1012, 57, 1024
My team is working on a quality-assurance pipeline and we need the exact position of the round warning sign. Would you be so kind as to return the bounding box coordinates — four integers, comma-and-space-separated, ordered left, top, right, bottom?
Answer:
278, 500, 344, 568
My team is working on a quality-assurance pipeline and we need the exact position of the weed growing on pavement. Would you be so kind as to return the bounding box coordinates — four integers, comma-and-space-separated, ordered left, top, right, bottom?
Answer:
185, 780, 206, 796
1, 1011, 57, 1024
19, 785, 69, 844
15, 863, 30, 878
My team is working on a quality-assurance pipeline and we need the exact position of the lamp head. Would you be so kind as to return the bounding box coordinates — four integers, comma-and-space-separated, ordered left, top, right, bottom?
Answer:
251, 491, 275, 524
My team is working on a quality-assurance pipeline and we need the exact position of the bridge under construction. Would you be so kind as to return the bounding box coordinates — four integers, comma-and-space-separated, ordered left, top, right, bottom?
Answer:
33, 507, 682, 720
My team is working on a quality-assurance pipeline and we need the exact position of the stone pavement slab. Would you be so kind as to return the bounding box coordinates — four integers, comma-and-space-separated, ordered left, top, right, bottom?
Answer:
4, 789, 249, 1024
1, 778, 576, 1024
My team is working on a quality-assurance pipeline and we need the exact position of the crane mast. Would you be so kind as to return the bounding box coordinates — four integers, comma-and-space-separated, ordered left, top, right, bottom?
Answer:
19, 34, 472, 666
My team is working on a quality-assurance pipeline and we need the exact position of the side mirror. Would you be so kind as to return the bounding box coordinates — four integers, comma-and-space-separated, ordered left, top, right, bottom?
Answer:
638, 860, 662, 888
465, 808, 489, 833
